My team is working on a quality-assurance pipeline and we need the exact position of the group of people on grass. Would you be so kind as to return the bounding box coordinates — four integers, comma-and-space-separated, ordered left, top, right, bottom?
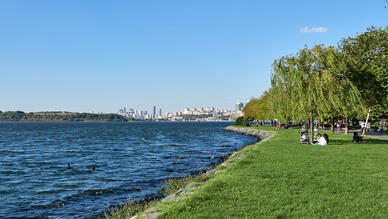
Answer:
313, 133, 329, 145
311, 132, 363, 145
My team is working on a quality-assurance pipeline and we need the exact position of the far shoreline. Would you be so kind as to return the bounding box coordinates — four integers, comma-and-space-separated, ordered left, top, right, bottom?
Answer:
0, 120, 235, 123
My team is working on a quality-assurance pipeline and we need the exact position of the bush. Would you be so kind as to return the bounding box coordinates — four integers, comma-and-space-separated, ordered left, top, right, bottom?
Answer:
234, 116, 252, 126
105, 199, 156, 219
161, 177, 192, 196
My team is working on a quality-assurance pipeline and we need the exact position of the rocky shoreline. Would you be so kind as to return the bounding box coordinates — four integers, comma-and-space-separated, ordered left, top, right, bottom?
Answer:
223, 126, 272, 139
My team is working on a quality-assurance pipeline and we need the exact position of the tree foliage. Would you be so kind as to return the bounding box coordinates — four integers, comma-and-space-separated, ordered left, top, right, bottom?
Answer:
339, 26, 388, 118
243, 91, 272, 121
242, 26, 387, 139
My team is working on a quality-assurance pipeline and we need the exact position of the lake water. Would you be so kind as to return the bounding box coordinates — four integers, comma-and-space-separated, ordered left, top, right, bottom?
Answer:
0, 122, 255, 218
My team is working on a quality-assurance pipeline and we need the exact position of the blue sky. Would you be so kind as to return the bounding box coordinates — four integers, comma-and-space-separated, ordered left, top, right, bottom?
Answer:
1, 1, 387, 113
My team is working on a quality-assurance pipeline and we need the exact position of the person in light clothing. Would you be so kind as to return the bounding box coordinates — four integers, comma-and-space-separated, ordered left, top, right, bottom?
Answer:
313, 134, 327, 145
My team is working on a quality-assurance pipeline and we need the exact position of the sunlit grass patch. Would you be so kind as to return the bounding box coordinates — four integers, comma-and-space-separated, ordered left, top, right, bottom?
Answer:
158, 128, 388, 218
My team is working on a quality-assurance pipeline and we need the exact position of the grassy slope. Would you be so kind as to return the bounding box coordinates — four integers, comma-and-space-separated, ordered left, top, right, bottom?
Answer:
158, 128, 388, 218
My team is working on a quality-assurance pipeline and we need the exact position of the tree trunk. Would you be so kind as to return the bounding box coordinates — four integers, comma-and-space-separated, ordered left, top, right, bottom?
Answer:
330, 117, 335, 133
344, 118, 349, 135
362, 109, 371, 136
309, 112, 314, 144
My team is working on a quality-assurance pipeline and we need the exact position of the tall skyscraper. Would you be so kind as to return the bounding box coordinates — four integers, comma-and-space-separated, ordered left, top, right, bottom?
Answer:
235, 102, 244, 111
159, 108, 162, 117
152, 106, 156, 119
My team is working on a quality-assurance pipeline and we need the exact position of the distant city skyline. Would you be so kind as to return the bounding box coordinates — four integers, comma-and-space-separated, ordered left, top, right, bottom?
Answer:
117, 105, 243, 121
1, 1, 387, 113
0, 102, 247, 114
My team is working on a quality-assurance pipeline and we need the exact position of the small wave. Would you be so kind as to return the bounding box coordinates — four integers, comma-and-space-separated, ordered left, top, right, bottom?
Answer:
84, 187, 142, 196
162, 168, 174, 173
30, 200, 68, 210
0, 170, 26, 175
167, 144, 185, 147
57, 184, 79, 189
0, 189, 16, 195
85, 189, 116, 195
37, 189, 68, 194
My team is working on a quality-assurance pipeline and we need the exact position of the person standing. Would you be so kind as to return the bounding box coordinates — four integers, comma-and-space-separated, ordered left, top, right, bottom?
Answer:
360, 120, 365, 133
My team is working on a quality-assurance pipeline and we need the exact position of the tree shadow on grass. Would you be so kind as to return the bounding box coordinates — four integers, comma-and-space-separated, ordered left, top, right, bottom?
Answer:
328, 138, 386, 146
362, 138, 388, 144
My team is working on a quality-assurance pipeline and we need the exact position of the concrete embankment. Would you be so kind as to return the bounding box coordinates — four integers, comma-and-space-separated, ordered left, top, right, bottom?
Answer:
223, 126, 272, 140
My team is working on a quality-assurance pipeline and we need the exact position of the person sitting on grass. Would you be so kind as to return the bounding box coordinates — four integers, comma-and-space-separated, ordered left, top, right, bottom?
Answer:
352, 132, 363, 143
313, 134, 327, 145
323, 133, 329, 144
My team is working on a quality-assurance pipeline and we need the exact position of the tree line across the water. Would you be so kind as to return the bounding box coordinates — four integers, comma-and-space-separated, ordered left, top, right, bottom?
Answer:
240, 26, 388, 142
0, 111, 128, 122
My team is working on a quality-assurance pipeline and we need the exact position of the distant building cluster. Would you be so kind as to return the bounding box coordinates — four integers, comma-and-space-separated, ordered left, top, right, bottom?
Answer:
118, 105, 162, 120
118, 102, 245, 121
167, 106, 243, 121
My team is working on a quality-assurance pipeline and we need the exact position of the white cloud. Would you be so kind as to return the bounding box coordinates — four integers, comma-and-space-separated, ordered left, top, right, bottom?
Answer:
300, 26, 328, 33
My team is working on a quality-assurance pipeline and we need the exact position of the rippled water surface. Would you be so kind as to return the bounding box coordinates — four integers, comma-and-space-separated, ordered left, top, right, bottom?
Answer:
0, 122, 254, 218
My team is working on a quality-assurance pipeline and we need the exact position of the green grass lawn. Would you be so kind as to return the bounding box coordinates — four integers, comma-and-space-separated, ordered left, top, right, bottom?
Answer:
158, 128, 388, 218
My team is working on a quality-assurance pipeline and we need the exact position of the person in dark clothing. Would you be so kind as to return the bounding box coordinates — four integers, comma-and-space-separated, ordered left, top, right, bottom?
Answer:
352, 132, 363, 143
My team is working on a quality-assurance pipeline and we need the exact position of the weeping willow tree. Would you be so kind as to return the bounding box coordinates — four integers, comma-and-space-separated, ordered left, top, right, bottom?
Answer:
270, 45, 365, 142
312, 45, 366, 134
270, 55, 300, 127
270, 47, 321, 142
